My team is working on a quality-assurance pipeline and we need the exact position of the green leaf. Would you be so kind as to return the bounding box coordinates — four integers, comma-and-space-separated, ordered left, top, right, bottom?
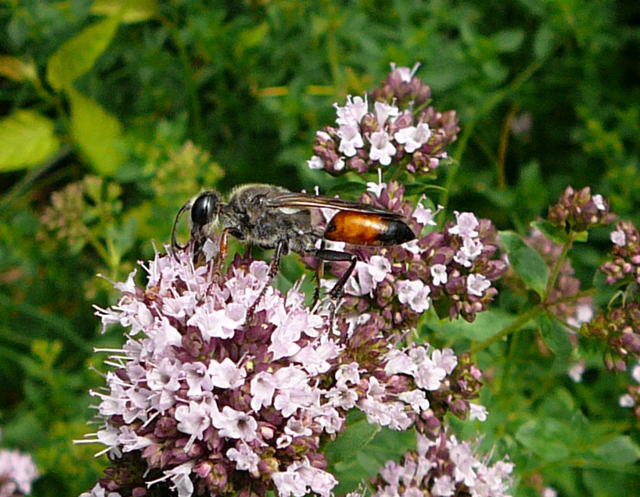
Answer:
593, 436, 640, 465
534, 23, 557, 60
425, 309, 515, 343
492, 29, 525, 53
46, 16, 119, 90
326, 411, 415, 494
91, 0, 157, 23
515, 418, 571, 462
68, 87, 124, 175
0, 110, 60, 172
537, 313, 572, 360
499, 230, 549, 296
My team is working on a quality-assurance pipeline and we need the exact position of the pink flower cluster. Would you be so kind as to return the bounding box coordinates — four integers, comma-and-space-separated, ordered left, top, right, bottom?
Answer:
583, 303, 640, 371
547, 186, 615, 232
0, 449, 38, 497
308, 65, 459, 176
82, 249, 481, 497
600, 220, 640, 286
358, 432, 513, 497
314, 181, 506, 328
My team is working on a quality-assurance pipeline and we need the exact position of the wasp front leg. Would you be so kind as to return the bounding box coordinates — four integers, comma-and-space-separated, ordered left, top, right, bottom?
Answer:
245, 239, 287, 325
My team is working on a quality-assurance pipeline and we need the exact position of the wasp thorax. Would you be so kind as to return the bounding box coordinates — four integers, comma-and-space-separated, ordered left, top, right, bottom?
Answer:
191, 191, 220, 227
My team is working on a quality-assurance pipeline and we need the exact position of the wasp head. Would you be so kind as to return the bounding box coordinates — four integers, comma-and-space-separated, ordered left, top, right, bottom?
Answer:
171, 190, 222, 257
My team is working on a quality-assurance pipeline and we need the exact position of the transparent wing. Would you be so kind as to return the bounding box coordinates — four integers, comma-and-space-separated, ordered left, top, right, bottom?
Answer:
265, 192, 404, 218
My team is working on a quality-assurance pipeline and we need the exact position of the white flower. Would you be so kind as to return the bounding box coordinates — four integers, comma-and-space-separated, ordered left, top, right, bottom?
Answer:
469, 402, 488, 421
397, 279, 431, 313
366, 180, 387, 197
394, 122, 432, 153
413, 200, 440, 226
391, 62, 421, 82
592, 194, 606, 211
448, 211, 479, 239
374, 101, 399, 125
632, 363, 640, 383
338, 123, 364, 157
307, 155, 324, 170
568, 361, 586, 383
430, 264, 448, 286
619, 394, 635, 408
335, 95, 368, 127
611, 228, 626, 246
369, 130, 397, 166
467, 273, 491, 297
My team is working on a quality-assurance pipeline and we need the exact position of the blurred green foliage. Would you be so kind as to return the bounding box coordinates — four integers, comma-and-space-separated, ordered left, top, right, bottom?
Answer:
0, 1, 638, 496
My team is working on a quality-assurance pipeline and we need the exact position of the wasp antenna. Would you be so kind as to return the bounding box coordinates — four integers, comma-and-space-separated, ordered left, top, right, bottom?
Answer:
170, 201, 191, 258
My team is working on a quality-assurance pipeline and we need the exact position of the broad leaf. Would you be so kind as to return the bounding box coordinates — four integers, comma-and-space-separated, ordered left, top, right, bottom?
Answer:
537, 313, 572, 360
46, 16, 119, 90
68, 87, 124, 175
593, 436, 640, 465
326, 411, 415, 495
499, 230, 548, 296
91, 0, 157, 23
0, 110, 59, 172
515, 418, 571, 462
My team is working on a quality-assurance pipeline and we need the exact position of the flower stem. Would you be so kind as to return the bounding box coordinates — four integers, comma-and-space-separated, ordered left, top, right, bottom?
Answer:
472, 307, 542, 354
543, 232, 575, 302
439, 61, 542, 211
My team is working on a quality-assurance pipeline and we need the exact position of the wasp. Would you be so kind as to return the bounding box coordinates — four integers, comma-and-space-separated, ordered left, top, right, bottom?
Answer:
171, 183, 415, 316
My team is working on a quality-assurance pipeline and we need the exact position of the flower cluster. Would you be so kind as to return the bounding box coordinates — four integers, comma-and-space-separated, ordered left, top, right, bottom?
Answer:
547, 186, 615, 232
314, 181, 506, 328
619, 361, 640, 418
600, 220, 640, 286
81, 247, 482, 497
359, 432, 513, 497
524, 229, 593, 329
308, 65, 459, 176
583, 303, 640, 371
0, 448, 38, 497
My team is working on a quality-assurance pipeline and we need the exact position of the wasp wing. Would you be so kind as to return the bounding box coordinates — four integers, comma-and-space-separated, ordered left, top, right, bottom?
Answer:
265, 192, 405, 218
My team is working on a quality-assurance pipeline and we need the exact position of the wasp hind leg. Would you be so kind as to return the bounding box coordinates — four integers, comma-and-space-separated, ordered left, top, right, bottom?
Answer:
314, 248, 358, 300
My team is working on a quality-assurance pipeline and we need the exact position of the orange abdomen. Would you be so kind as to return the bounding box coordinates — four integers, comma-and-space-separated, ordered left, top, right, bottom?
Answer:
324, 211, 415, 246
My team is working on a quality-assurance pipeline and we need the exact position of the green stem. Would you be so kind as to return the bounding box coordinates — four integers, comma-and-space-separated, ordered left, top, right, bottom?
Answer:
439, 61, 542, 211
543, 232, 575, 301
163, 7, 204, 144
472, 306, 542, 353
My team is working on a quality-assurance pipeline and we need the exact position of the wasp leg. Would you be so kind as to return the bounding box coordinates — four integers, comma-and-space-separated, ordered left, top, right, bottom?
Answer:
246, 239, 286, 324
312, 240, 326, 307
314, 249, 358, 300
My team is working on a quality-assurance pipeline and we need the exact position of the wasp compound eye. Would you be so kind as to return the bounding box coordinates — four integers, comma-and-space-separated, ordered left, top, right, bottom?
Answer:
191, 192, 219, 228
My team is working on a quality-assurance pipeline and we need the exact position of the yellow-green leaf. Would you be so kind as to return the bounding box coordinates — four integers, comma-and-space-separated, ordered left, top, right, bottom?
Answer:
0, 110, 60, 172
91, 0, 157, 23
46, 17, 119, 91
0, 56, 37, 82
68, 88, 124, 175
